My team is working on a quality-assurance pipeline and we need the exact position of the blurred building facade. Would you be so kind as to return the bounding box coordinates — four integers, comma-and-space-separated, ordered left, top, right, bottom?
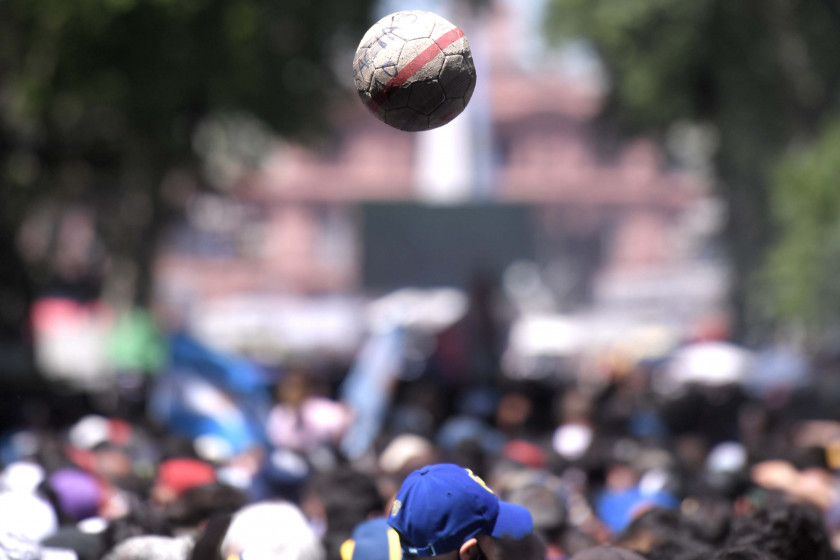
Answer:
155, 1, 726, 347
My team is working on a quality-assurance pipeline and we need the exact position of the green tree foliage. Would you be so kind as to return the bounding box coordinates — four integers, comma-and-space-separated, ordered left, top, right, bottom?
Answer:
0, 0, 374, 316
546, 0, 840, 338
765, 119, 840, 332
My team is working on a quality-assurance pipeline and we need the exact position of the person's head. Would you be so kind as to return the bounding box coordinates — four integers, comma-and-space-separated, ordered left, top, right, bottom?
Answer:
190, 514, 234, 560
387, 463, 533, 560
152, 458, 217, 507
340, 518, 403, 560
101, 501, 174, 552
221, 501, 324, 560
614, 507, 681, 553
302, 465, 385, 560
276, 369, 312, 408
494, 534, 546, 560
504, 482, 566, 536
644, 534, 713, 560
44, 467, 102, 523
712, 547, 778, 560
557, 527, 597, 558
724, 502, 832, 560
102, 535, 194, 560
165, 482, 249, 529
567, 546, 647, 560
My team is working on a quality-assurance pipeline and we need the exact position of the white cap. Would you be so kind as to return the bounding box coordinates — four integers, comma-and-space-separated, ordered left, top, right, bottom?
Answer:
222, 502, 325, 560
68, 415, 110, 450
0, 461, 45, 493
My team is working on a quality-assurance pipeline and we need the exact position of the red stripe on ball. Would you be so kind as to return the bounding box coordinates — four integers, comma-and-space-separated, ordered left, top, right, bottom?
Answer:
367, 27, 465, 112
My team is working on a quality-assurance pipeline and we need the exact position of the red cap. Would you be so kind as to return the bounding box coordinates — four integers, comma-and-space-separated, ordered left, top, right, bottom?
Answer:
503, 440, 547, 469
155, 458, 216, 497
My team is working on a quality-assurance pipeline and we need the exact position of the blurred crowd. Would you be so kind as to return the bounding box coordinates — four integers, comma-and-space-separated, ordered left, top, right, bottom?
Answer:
2, 303, 840, 560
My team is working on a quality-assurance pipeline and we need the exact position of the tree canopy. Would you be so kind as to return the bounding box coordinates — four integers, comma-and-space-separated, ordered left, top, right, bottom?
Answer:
764, 118, 840, 335
546, 0, 840, 339
0, 0, 375, 324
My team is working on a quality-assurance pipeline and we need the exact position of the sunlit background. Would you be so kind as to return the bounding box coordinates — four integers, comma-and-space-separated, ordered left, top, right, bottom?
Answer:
3, 0, 729, 387
2, 0, 840, 556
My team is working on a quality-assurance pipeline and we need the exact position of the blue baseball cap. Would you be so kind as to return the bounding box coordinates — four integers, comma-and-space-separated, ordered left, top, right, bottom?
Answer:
387, 463, 533, 556
341, 518, 403, 560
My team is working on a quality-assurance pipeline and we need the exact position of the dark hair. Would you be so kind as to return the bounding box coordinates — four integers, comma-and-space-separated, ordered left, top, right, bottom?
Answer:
189, 514, 234, 560
617, 508, 715, 560
620, 507, 682, 538
644, 534, 713, 560
712, 547, 778, 560
724, 503, 832, 560
557, 527, 597, 557
311, 466, 384, 524
679, 496, 732, 546
101, 501, 173, 552
304, 466, 385, 560
165, 483, 248, 528
615, 508, 682, 552
496, 533, 547, 560
789, 446, 829, 471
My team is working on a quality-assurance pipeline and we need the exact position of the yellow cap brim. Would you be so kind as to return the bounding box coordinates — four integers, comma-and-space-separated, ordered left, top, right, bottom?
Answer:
340, 539, 356, 560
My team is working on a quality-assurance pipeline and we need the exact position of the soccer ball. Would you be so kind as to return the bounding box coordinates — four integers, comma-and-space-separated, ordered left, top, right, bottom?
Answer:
353, 10, 477, 132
